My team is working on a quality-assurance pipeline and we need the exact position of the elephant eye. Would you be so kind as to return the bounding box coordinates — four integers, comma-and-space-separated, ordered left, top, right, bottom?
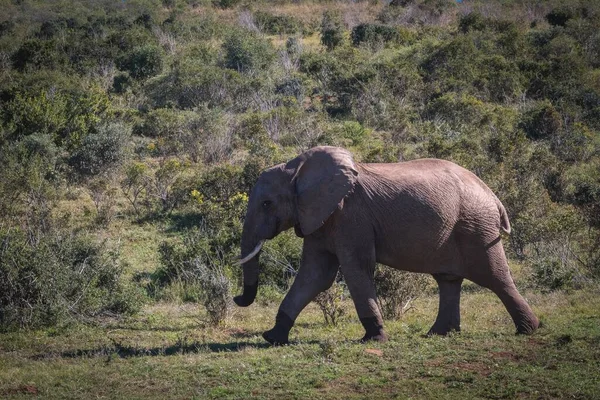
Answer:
262, 200, 272, 209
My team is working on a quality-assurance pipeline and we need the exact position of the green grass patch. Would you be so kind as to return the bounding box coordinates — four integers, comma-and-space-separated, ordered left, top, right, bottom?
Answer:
1, 290, 598, 399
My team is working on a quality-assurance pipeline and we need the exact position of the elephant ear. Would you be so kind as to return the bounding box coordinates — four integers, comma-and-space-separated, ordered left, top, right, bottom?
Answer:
288, 146, 358, 236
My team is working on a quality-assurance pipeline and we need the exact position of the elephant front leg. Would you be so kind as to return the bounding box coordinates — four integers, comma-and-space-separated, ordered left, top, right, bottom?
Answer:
339, 253, 388, 343
263, 241, 339, 345
428, 274, 463, 336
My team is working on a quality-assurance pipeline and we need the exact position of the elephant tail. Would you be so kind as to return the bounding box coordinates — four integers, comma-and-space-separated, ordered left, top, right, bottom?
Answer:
496, 198, 511, 235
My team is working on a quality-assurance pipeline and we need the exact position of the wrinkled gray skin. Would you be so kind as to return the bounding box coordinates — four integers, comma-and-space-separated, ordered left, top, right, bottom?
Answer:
235, 146, 539, 344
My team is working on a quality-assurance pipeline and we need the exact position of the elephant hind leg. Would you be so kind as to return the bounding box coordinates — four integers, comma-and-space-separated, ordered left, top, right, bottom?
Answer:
428, 274, 463, 336
493, 282, 539, 334
467, 240, 539, 335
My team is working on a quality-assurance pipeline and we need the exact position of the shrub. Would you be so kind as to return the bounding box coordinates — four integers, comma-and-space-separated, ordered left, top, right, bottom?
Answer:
320, 11, 345, 51
425, 92, 489, 128
118, 45, 163, 79
11, 39, 65, 72
5, 90, 69, 137
0, 228, 144, 331
351, 24, 400, 48
152, 158, 184, 213
260, 231, 302, 290
254, 11, 302, 35
153, 221, 241, 308
529, 253, 575, 291
519, 101, 562, 141
68, 122, 131, 177
112, 73, 133, 93
212, 0, 241, 9
458, 12, 487, 33
191, 259, 232, 326
314, 276, 346, 326
0, 135, 61, 227
222, 32, 275, 73
0, 20, 15, 37
374, 266, 429, 320
121, 162, 150, 215
87, 177, 118, 226
546, 6, 575, 27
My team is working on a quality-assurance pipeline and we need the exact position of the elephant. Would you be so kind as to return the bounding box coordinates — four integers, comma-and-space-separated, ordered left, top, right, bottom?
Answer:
234, 146, 539, 345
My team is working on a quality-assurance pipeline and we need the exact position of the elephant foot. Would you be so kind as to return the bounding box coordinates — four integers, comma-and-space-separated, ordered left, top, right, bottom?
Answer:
360, 332, 388, 343
263, 310, 294, 346
515, 315, 540, 335
426, 325, 461, 336
262, 329, 289, 346
359, 317, 388, 343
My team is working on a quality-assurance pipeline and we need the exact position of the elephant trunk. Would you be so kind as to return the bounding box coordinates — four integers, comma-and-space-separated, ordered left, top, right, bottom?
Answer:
233, 230, 263, 307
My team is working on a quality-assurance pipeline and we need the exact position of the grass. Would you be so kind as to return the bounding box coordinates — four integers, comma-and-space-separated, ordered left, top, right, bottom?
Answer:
1, 288, 599, 399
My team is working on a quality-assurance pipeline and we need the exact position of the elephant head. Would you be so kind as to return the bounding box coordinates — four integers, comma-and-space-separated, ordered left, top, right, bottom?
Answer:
233, 146, 359, 307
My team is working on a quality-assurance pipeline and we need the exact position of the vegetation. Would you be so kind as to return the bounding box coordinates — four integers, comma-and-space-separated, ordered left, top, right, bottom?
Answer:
0, 0, 599, 396
0, 289, 599, 399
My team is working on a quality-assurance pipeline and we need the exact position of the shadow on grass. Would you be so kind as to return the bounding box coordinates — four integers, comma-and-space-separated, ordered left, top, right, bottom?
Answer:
31, 341, 270, 360
30, 339, 321, 360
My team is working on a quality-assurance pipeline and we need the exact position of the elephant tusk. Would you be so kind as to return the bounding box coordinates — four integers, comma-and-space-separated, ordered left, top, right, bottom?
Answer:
238, 240, 265, 265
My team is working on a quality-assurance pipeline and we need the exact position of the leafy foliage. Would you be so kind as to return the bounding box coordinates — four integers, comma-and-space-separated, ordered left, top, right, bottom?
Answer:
374, 266, 430, 320
320, 11, 345, 51
0, 228, 144, 331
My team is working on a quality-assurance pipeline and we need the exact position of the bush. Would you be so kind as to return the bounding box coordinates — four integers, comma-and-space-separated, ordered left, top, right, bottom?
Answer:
68, 122, 131, 177
11, 39, 65, 72
213, 0, 241, 9
314, 275, 346, 326
0, 228, 144, 331
374, 266, 429, 320
519, 101, 562, 141
260, 231, 302, 290
0, 135, 62, 227
254, 11, 302, 35
458, 12, 487, 33
191, 259, 232, 326
529, 255, 575, 291
320, 11, 345, 51
118, 45, 163, 79
222, 32, 275, 73
351, 24, 400, 48
5, 90, 69, 137
5, 86, 113, 148
546, 6, 575, 27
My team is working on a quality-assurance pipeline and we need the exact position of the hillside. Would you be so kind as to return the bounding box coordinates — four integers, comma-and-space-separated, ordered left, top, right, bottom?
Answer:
0, 0, 599, 397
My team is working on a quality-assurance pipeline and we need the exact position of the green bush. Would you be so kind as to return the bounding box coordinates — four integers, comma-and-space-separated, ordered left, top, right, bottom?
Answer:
529, 254, 575, 291
314, 275, 346, 326
0, 228, 144, 331
4, 86, 113, 148
351, 23, 400, 48
212, 0, 241, 9
458, 12, 487, 33
374, 266, 430, 320
320, 11, 345, 51
260, 231, 302, 290
0, 134, 61, 226
222, 32, 275, 73
118, 45, 163, 79
425, 92, 489, 128
191, 259, 232, 326
68, 122, 131, 177
546, 6, 575, 27
519, 101, 562, 141
254, 11, 302, 35
5, 90, 69, 137
11, 39, 65, 72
